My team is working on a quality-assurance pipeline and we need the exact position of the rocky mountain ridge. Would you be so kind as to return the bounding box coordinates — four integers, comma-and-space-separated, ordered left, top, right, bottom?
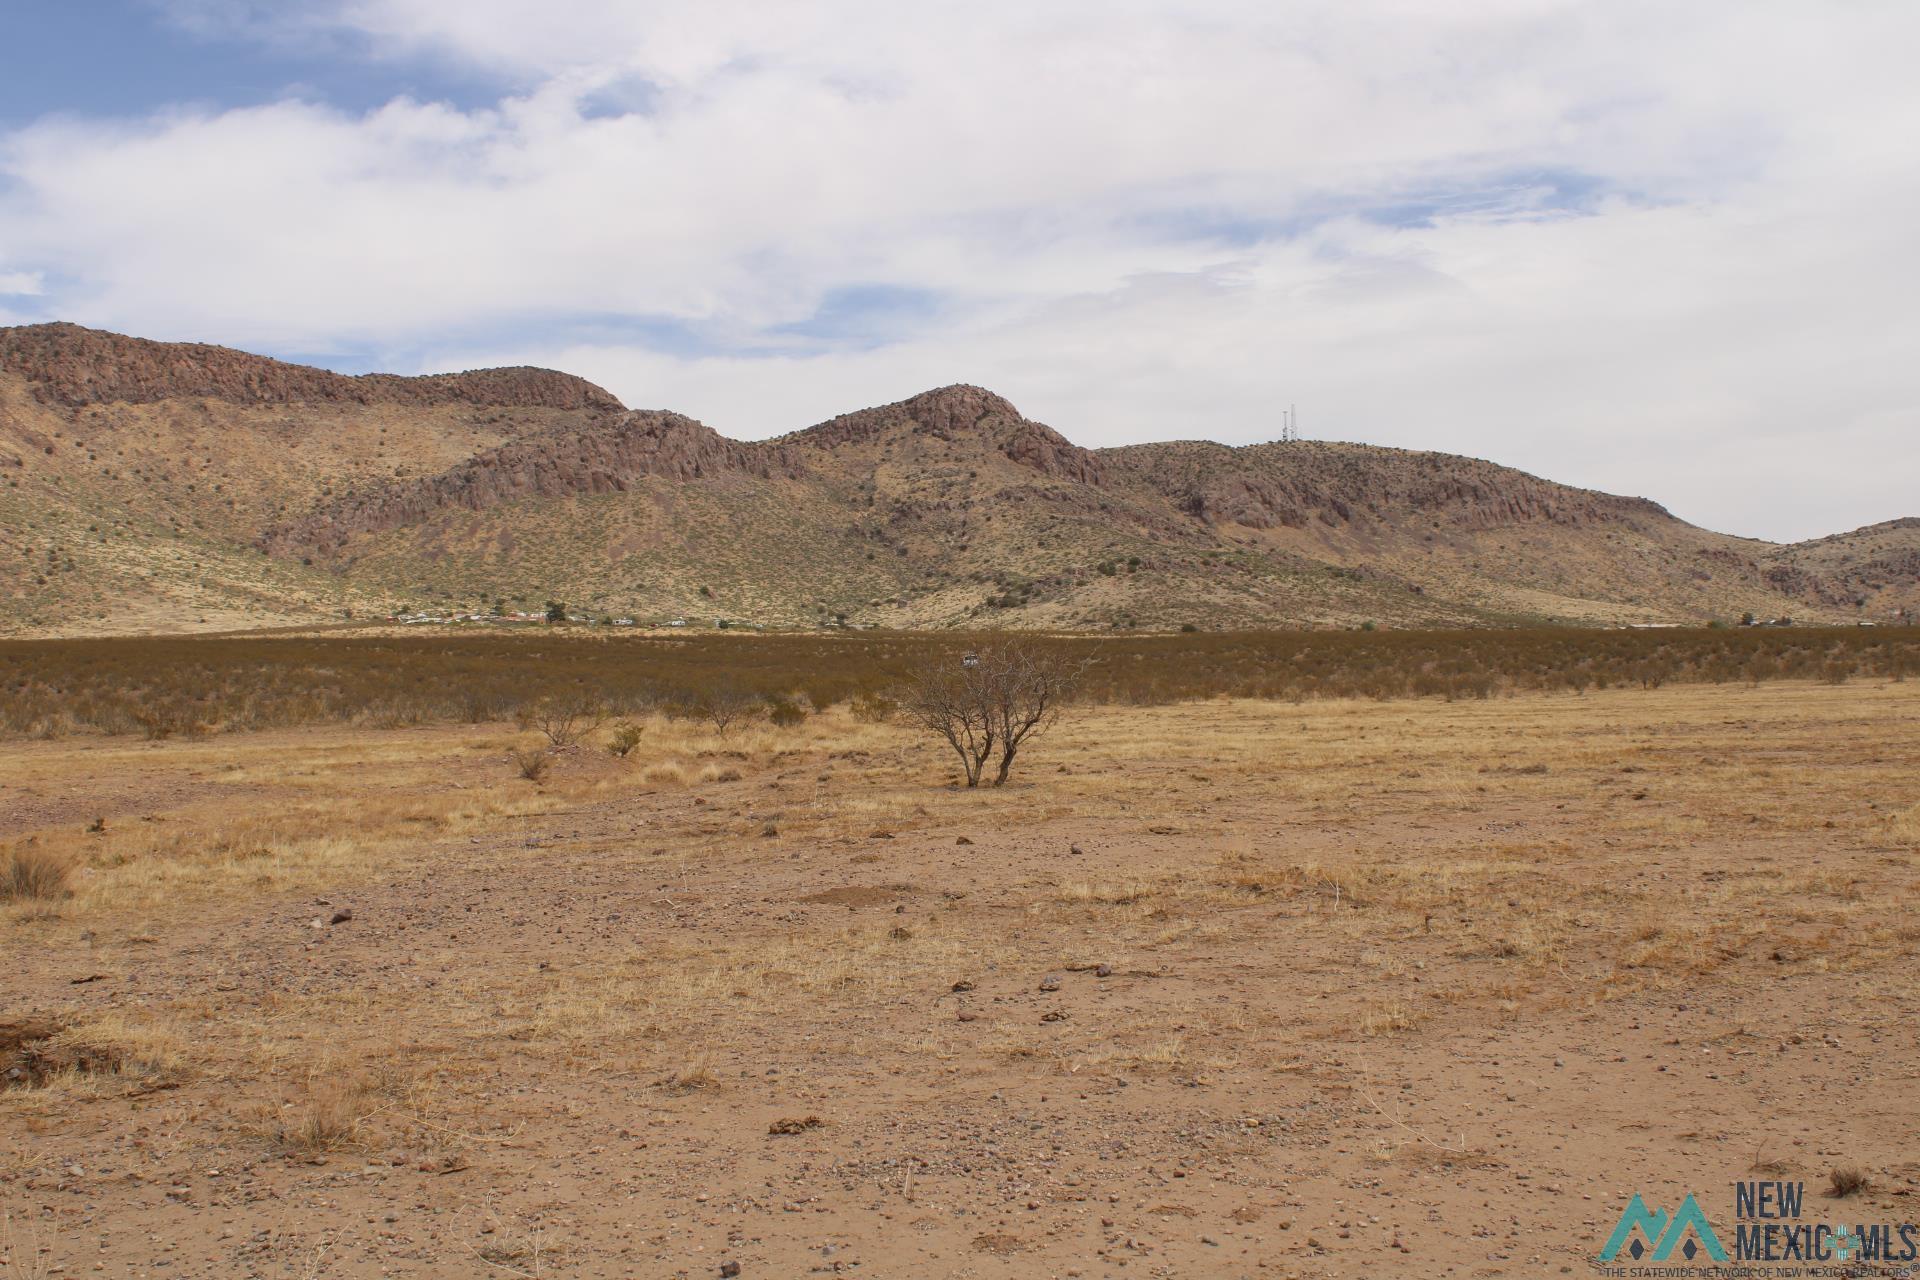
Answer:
1, 322, 1912, 635
0, 323, 622, 412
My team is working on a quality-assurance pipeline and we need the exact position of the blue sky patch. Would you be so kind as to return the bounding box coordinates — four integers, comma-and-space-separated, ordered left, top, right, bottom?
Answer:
0, 1, 511, 128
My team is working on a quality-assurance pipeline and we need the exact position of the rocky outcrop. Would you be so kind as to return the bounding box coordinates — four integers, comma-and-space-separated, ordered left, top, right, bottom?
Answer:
0, 322, 624, 411
1107, 440, 1672, 534
788, 384, 1106, 484
261, 411, 798, 555
792, 385, 1020, 448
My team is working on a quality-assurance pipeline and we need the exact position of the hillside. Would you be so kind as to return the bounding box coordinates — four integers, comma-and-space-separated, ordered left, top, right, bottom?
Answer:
1, 322, 1909, 635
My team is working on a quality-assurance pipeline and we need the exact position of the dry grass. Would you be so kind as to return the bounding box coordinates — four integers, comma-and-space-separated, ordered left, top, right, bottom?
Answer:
2, 1014, 189, 1097
1, 1206, 54, 1280
1, 676, 1916, 1276
270, 1076, 371, 1155
0, 846, 70, 903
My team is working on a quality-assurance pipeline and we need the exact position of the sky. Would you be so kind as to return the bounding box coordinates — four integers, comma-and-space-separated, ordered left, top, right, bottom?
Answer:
0, 1, 1915, 542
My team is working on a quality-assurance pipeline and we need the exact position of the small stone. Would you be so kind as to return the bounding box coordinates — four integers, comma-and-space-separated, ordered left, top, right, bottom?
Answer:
1094, 963, 1112, 978
1070, 844, 1085, 855
329, 908, 354, 925
1039, 973, 1063, 992
951, 980, 975, 992
955, 836, 973, 846
719, 1261, 742, 1277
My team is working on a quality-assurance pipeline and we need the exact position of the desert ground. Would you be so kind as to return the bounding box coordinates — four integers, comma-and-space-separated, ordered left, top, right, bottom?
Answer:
4, 677, 1919, 1278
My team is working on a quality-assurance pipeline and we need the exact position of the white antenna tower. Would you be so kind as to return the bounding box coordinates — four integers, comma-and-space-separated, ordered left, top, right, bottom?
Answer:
1281, 404, 1298, 443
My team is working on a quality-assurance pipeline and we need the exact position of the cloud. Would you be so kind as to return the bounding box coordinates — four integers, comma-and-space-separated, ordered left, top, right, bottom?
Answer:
3, 1, 1917, 540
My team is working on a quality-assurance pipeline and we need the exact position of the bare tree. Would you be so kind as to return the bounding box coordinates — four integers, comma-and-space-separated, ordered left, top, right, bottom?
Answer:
980, 642, 1079, 786
525, 693, 606, 748
900, 659, 998, 787
899, 641, 1082, 787
694, 683, 759, 735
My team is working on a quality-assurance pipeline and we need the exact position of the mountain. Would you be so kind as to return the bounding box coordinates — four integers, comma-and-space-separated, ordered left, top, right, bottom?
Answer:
1, 322, 1909, 635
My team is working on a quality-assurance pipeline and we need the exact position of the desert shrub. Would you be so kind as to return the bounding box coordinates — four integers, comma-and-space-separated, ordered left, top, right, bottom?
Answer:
604, 721, 645, 758
130, 698, 209, 741
0, 626, 1914, 741
1829, 1167, 1871, 1197
524, 693, 605, 748
765, 696, 807, 728
512, 748, 551, 782
362, 699, 429, 729
458, 689, 512, 722
691, 683, 759, 734
1, 843, 73, 901
849, 691, 896, 723
270, 1076, 370, 1154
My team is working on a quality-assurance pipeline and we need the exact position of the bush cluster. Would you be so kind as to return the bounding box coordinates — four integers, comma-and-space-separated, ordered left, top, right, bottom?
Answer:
0, 626, 1913, 739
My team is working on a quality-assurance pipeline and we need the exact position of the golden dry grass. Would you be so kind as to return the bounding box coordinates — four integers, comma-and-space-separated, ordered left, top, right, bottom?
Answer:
0, 846, 70, 903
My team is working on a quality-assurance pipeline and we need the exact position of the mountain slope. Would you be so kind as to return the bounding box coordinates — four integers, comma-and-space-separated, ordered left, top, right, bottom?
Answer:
1768, 518, 1920, 618
1, 323, 1909, 635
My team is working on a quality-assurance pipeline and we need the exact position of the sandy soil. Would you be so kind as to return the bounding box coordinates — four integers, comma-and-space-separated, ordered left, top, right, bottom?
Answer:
4, 681, 1918, 1278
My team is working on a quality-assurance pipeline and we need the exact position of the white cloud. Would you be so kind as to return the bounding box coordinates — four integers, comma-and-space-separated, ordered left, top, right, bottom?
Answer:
0, 271, 44, 296
3, 1, 1917, 540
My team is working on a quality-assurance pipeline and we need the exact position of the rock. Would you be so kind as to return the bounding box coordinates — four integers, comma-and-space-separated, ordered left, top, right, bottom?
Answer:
955, 836, 973, 846
720, 1264, 741, 1278
329, 908, 354, 925
1070, 844, 1085, 855
951, 980, 975, 992
1039, 973, 1063, 992
1094, 963, 1112, 978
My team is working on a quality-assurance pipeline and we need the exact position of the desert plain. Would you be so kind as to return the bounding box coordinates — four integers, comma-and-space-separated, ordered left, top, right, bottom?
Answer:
3, 649, 1919, 1279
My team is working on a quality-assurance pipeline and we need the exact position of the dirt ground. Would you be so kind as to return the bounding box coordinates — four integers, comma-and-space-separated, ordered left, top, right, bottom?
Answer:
4, 680, 1918, 1278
